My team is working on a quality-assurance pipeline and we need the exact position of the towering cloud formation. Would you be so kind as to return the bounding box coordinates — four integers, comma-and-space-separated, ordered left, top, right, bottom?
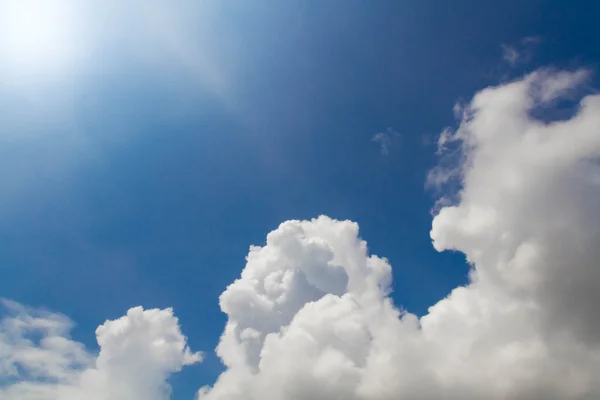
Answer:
1, 69, 599, 399
0, 301, 201, 400
200, 69, 600, 400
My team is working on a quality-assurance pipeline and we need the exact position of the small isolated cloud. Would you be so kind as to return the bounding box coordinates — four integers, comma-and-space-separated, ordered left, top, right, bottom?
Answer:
501, 36, 543, 67
372, 128, 401, 156
522, 35, 543, 46
501, 44, 520, 66
0, 300, 201, 400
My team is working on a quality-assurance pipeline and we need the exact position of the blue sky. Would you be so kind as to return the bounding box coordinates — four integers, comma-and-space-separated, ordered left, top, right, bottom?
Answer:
1, 1, 600, 399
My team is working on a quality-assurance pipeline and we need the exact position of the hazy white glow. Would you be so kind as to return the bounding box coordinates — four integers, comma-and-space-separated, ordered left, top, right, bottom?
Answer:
0, 0, 82, 77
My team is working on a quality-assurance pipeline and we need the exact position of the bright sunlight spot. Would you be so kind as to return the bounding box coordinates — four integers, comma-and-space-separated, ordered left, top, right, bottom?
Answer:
0, 0, 83, 77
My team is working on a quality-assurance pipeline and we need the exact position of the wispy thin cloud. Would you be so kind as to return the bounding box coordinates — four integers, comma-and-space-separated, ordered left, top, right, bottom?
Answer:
501, 36, 543, 67
372, 128, 401, 156
501, 44, 520, 66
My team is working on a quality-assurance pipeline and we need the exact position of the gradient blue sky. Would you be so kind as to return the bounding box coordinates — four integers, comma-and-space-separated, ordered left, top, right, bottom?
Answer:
1, 1, 599, 397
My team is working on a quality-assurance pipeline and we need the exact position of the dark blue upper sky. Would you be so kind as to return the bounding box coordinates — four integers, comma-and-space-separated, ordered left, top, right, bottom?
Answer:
1, 0, 599, 397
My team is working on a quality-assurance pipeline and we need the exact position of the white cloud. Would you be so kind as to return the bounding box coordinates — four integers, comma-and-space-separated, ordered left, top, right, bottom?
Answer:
200, 69, 600, 400
0, 300, 201, 400
435, 127, 455, 155
2, 68, 599, 400
372, 128, 401, 156
528, 68, 589, 103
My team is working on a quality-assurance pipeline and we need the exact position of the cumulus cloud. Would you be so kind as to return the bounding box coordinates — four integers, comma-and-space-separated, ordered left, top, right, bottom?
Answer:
0, 300, 201, 400
2, 68, 599, 400
201, 69, 600, 400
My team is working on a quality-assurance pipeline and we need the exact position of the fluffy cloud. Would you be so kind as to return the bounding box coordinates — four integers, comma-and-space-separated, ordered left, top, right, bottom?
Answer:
2, 68, 599, 400
0, 300, 201, 400
200, 69, 600, 400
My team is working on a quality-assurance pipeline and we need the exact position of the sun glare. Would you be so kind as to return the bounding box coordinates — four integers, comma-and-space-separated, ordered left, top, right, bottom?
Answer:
0, 0, 82, 77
